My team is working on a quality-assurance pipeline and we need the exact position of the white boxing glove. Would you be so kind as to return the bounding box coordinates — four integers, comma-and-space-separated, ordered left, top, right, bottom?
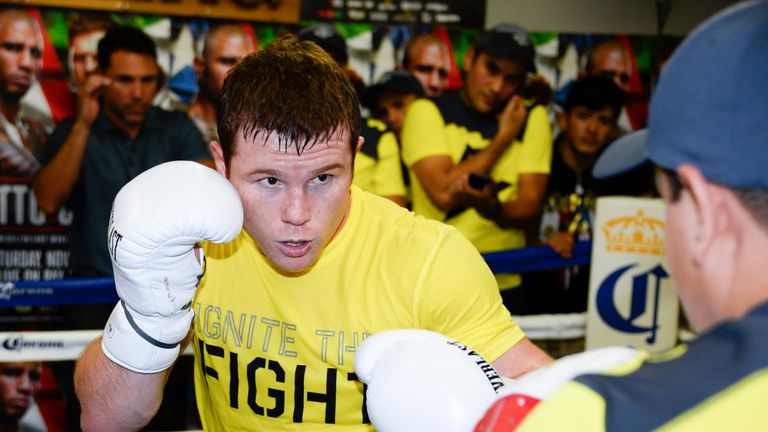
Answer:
354, 329, 506, 432
474, 346, 643, 431
102, 161, 243, 373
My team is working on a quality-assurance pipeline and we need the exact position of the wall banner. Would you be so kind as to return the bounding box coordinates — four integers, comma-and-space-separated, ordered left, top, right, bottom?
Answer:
300, 0, 486, 28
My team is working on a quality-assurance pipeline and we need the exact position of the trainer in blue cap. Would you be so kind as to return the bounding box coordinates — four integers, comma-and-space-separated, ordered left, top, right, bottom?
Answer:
476, 2, 768, 430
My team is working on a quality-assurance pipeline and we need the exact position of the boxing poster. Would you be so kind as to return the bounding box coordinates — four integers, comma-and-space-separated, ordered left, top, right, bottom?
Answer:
585, 197, 680, 352
14, 0, 300, 23
0, 177, 71, 283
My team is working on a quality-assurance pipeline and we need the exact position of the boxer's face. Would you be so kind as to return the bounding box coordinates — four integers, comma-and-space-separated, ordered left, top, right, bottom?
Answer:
217, 128, 357, 273
0, 362, 41, 422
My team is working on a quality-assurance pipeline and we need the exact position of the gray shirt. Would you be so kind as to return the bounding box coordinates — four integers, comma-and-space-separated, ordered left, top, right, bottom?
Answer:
42, 107, 211, 276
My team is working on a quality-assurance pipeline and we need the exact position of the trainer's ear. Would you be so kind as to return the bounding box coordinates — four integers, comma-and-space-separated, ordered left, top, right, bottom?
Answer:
676, 164, 723, 263
356, 135, 364, 154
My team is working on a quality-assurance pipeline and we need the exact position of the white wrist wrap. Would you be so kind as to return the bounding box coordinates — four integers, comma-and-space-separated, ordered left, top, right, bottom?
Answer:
101, 301, 193, 374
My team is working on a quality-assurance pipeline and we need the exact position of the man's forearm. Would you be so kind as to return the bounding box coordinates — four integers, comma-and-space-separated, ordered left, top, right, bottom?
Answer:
75, 337, 169, 432
456, 133, 515, 177
494, 199, 542, 230
33, 121, 90, 214
492, 173, 548, 229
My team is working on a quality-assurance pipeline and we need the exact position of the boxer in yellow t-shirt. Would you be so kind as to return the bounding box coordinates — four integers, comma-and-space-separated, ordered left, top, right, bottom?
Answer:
73, 34, 552, 431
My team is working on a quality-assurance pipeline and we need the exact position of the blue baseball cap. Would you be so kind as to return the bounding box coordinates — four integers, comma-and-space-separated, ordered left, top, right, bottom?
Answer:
593, 0, 768, 191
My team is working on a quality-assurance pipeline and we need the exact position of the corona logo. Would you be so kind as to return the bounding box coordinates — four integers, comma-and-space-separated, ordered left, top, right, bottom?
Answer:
1, 335, 64, 351
0, 282, 14, 300
596, 263, 670, 344
602, 210, 665, 256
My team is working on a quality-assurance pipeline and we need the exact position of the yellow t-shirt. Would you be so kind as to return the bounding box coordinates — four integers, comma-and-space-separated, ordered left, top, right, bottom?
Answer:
513, 303, 768, 430
193, 186, 523, 431
401, 93, 552, 289
353, 118, 406, 200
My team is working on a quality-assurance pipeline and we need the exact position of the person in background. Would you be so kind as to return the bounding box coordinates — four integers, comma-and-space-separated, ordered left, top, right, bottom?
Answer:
400, 33, 449, 97
0, 8, 47, 177
400, 24, 552, 314
583, 39, 631, 94
363, 70, 424, 139
355, 70, 425, 207
33, 24, 211, 279
298, 22, 366, 98
33, 24, 212, 432
520, 76, 653, 319
583, 38, 637, 133
0, 362, 42, 432
188, 23, 255, 144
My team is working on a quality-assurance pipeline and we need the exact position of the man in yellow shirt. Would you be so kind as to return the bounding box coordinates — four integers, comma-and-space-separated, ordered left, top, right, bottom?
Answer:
354, 70, 425, 207
401, 24, 552, 312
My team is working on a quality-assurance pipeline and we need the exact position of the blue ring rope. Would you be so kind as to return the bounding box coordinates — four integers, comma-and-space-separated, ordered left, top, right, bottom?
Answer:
0, 241, 592, 307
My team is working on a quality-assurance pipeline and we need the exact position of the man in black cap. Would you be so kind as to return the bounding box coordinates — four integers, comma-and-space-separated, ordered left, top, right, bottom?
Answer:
298, 23, 365, 97
362, 70, 424, 137
400, 24, 553, 313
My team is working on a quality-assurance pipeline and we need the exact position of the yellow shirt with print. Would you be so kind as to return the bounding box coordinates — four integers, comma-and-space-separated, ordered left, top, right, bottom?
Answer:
514, 307, 768, 431
193, 186, 524, 431
401, 94, 552, 289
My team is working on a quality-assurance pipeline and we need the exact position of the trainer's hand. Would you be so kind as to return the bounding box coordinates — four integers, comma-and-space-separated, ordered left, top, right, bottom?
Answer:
474, 346, 642, 431
355, 329, 507, 432
102, 161, 243, 373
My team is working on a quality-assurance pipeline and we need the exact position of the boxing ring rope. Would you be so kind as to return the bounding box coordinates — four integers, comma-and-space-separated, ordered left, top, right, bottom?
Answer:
0, 241, 593, 361
483, 241, 590, 340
